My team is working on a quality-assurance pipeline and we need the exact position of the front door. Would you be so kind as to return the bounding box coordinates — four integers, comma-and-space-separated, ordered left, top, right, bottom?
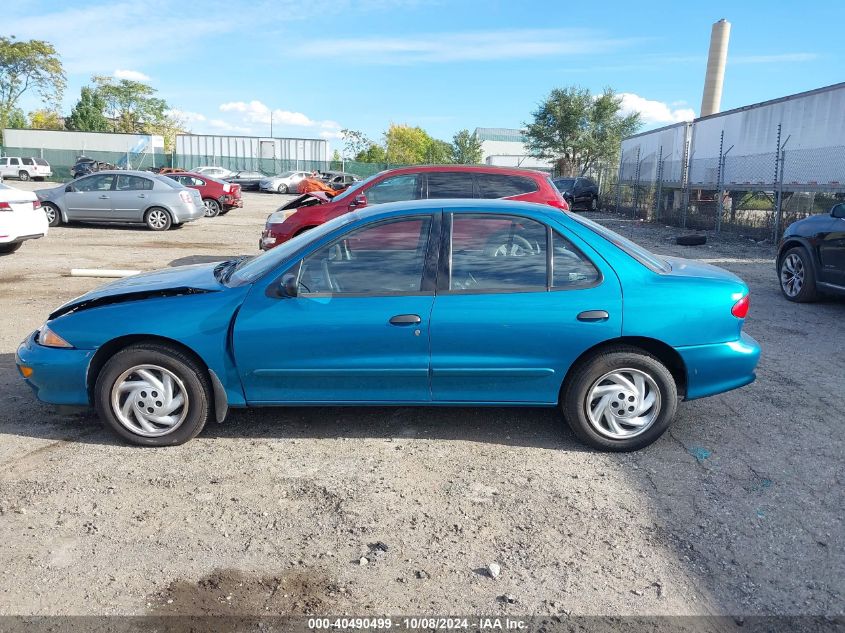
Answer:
430, 212, 622, 403
234, 214, 438, 403
65, 174, 116, 220
819, 206, 845, 286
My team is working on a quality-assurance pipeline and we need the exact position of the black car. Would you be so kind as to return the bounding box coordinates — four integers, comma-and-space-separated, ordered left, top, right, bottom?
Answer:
225, 170, 265, 191
319, 171, 360, 190
71, 156, 116, 179
777, 202, 845, 302
552, 176, 600, 211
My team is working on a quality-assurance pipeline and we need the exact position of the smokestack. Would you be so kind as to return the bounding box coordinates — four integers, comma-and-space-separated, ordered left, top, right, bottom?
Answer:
700, 18, 731, 117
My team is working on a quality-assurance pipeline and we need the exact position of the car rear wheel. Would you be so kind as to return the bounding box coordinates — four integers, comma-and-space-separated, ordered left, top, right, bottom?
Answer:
145, 207, 172, 231
779, 246, 817, 302
94, 343, 212, 446
562, 346, 677, 451
203, 198, 221, 217
18, 170, 30, 181
277, 183, 288, 194
42, 203, 61, 227
0, 242, 22, 254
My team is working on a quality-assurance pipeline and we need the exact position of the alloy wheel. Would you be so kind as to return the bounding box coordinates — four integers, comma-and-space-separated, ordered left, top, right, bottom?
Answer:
147, 209, 168, 229
780, 253, 804, 297
110, 364, 189, 437
43, 205, 56, 225
585, 368, 661, 439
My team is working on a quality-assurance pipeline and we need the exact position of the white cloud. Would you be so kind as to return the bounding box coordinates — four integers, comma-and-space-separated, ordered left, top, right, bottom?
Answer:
296, 28, 636, 64
219, 100, 339, 130
208, 119, 252, 134
114, 69, 150, 82
320, 130, 345, 140
167, 109, 206, 123
620, 93, 695, 125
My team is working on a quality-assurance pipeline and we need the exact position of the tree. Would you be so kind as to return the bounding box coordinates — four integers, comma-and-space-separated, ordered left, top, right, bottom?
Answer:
66, 86, 110, 132
28, 109, 63, 129
0, 37, 66, 143
524, 86, 641, 175
7, 107, 26, 128
427, 139, 454, 164
451, 129, 484, 164
340, 129, 372, 159
92, 75, 168, 133
355, 143, 386, 163
383, 124, 453, 165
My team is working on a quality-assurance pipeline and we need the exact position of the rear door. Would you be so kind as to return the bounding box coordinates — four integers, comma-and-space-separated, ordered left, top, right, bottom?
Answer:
0, 158, 9, 178
429, 211, 622, 403
111, 174, 154, 221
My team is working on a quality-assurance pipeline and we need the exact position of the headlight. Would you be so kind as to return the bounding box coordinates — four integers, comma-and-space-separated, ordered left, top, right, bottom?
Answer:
39, 324, 74, 348
267, 209, 297, 224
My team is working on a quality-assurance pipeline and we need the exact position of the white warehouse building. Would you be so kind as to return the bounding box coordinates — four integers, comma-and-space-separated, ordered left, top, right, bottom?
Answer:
473, 128, 553, 171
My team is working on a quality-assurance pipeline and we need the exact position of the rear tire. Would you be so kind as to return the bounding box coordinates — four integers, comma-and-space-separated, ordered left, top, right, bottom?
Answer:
562, 346, 678, 452
779, 246, 818, 302
18, 170, 30, 182
0, 242, 22, 254
145, 207, 172, 231
94, 343, 212, 446
277, 183, 288, 194
42, 203, 61, 227
203, 198, 221, 217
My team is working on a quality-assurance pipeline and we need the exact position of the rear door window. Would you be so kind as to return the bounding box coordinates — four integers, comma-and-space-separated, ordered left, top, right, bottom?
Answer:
22, 158, 34, 165
477, 174, 538, 198
116, 175, 154, 191
427, 172, 475, 198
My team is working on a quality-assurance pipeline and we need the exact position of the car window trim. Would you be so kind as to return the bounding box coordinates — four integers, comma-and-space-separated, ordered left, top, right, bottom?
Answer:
437, 211, 604, 295
271, 213, 441, 299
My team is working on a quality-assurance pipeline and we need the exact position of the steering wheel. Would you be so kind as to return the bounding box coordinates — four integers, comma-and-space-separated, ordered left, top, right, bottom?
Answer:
486, 233, 537, 257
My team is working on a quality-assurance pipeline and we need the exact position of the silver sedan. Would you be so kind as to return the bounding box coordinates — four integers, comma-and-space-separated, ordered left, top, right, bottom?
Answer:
259, 170, 309, 194
35, 170, 205, 231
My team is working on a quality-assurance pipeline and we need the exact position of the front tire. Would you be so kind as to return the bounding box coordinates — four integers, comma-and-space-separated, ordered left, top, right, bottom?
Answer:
94, 343, 212, 446
779, 246, 817, 302
562, 346, 678, 452
42, 203, 61, 227
145, 207, 172, 231
277, 183, 288, 194
18, 170, 31, 182
203, 198, 221, 217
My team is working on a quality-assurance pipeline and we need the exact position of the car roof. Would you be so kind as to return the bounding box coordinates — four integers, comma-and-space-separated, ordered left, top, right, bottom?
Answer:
351, 198, 566, 222
77, 170, 158, 177
373, 164, 551, 177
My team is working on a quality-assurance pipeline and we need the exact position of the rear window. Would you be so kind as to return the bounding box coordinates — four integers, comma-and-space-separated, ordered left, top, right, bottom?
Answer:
477, 174, 538, 198
568, 213, 671, 274
156, 175, 183, 189
427, 172, 475, 198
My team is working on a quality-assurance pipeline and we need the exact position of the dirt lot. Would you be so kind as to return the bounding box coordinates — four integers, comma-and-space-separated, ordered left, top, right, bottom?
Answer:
0, 182, 842, 619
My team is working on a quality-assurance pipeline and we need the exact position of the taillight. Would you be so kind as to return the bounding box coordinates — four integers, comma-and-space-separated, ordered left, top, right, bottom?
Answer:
223, 183, 231, 193
179, 191, 193, 204
548, 198, 569, 211
0, 202, 10, 211
731, 294, 750, 318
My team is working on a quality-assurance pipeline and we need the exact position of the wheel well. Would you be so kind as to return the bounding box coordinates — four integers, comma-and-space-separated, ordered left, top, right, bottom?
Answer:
778, 239, 817, 274
561, 337, 687, 399
293, 226, 315, 236
86, 334, 209, 404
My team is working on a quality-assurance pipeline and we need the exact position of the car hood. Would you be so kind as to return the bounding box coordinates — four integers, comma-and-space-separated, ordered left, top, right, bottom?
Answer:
49, 262, 226, 319
35, 184, 66, 199
662, 256, 744, 284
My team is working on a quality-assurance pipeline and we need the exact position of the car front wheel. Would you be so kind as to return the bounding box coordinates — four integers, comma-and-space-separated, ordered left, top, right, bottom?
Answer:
145, 207, 172, 231
779, 246, 817, 302
94, 343, 212, 446
562, 346, 677, 451
42, 203, 61, 227
277, 183, 288, 194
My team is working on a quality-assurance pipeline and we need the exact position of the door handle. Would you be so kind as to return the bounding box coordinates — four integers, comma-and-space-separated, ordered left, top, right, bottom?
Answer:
98, 194, 109, 199
577, 310, 609, 322
137, 194, 147, 198
389, 314, 421, 326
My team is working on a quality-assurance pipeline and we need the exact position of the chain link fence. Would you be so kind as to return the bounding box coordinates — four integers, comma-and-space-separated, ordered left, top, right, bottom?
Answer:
615, 127, 845, 241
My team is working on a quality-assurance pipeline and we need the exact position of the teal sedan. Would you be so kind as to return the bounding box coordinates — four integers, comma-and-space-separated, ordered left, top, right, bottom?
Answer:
16, 199, 760, 451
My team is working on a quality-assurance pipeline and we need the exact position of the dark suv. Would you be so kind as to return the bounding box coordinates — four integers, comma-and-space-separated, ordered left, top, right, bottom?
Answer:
260, 165, 568, 250
777, 202, 845, 302
552, 176, 600, 211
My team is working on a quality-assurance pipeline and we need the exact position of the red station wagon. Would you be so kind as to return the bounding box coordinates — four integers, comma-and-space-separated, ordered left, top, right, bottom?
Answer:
260, 165, 568, 250
166, 172, 243, 218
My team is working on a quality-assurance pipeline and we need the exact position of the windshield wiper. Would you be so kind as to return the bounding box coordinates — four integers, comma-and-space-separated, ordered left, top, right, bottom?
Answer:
213, 256, 250, 283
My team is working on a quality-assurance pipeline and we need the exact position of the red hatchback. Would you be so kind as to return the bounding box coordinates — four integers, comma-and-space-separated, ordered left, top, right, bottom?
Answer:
260, 165, 567, 250
166, 172, 243, 218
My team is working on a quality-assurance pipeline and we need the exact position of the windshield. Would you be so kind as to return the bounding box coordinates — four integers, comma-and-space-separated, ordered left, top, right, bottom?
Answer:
331, 172, 383, 202
568, 213, 671, 274
228, 211, 362, 284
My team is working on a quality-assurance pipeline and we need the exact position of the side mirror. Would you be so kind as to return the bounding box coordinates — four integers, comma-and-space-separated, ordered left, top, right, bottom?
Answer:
349, 194, 367, 209
65, 184, 74, 192
280, 274, 299, 298
832, 204, 845, 219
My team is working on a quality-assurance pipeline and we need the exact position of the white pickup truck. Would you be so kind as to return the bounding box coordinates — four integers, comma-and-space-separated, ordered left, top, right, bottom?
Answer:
0, 156, 52, 181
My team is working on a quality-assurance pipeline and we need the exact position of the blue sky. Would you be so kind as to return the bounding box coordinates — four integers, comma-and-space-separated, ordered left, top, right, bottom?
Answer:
6, 0, 843, 152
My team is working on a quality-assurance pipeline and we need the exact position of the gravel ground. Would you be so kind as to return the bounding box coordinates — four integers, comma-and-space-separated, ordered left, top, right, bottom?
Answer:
0, 182, 842, 618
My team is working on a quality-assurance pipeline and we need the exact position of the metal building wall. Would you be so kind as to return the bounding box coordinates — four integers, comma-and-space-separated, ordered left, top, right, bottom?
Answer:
620, 122, 691, 186
174, 134, 328, 172
3, 129, 164, 154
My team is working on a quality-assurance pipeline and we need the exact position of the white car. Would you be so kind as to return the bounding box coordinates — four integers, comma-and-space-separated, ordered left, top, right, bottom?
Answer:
0, 183, 49, 253
193, 166, 234, 179
0, 156, 52, 181
259, 170, 309, 193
